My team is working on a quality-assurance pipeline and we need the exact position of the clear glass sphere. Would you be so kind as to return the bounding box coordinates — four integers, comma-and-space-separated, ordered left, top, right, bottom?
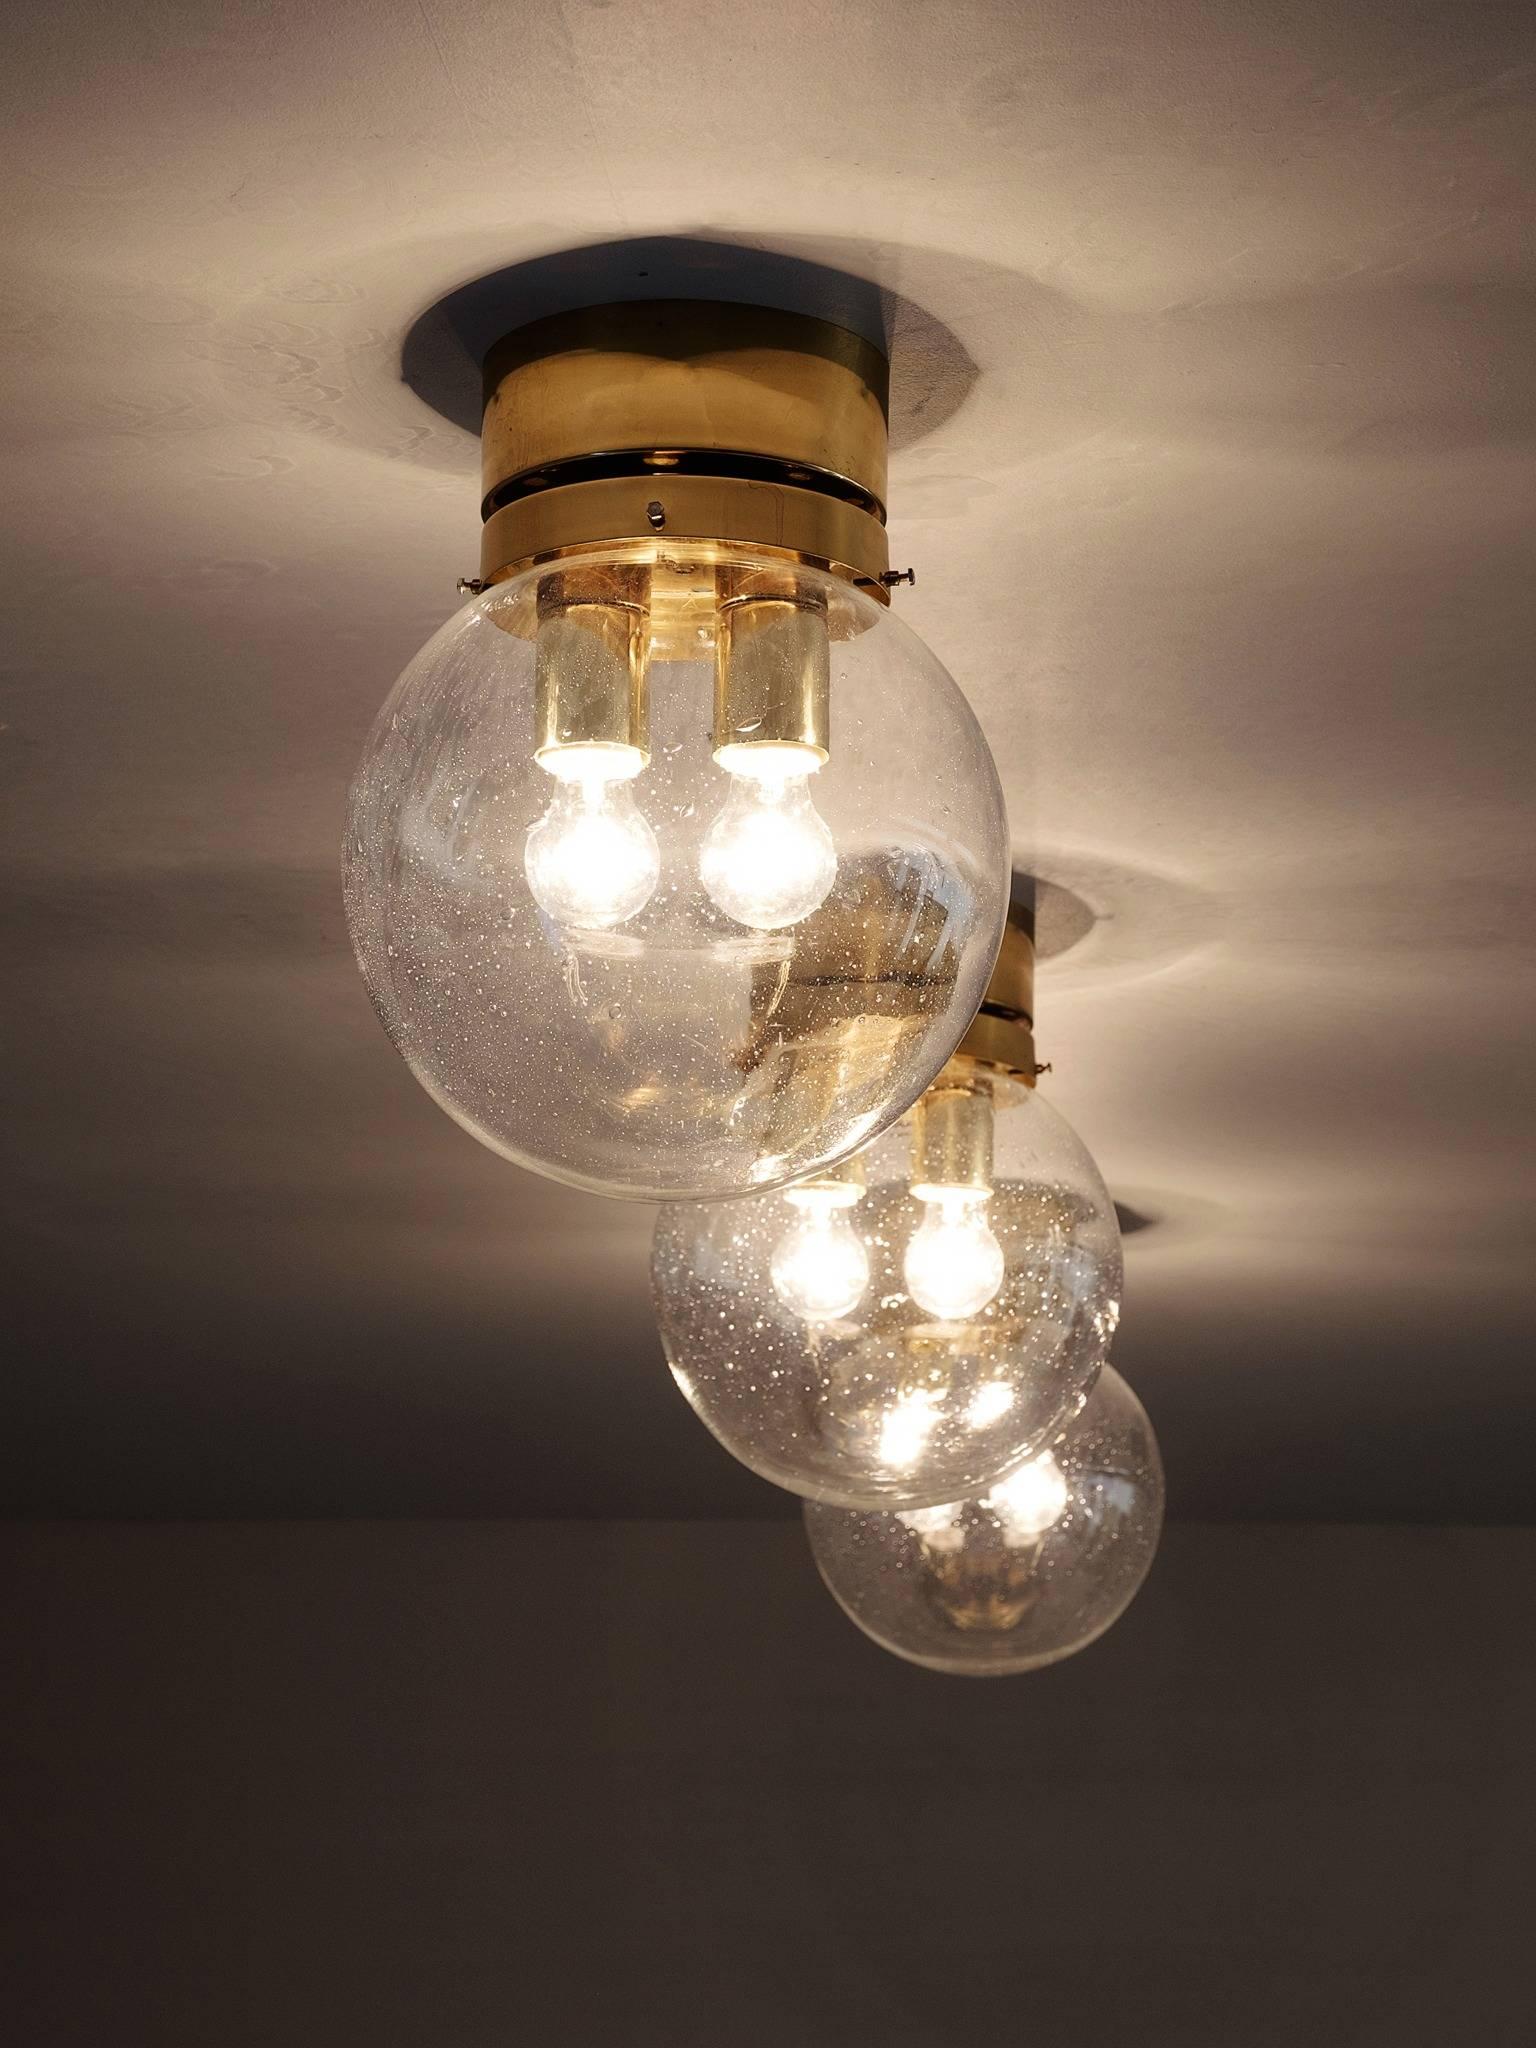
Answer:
651, 1075, 1123, 1508
804, 1365, 1163, 1675
343, 549, 1008, 1200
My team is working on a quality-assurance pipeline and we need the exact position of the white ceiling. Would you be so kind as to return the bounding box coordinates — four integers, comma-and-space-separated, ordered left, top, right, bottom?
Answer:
3, 0, 1533, 1514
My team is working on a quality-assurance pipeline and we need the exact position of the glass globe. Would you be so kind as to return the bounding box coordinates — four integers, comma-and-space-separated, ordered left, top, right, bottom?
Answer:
344, 549, 1008, 1200
804, 1365, 1163, 1675
651, 1070, 1122, 1508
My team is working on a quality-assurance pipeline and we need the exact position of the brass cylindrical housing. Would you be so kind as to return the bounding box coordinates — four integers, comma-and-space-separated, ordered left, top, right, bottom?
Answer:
910, 1076, 997, 1199
982, 912, 1035, 1022
478, 301, 892, 590
481, 301, 889, 511
955, 912, 1038, 1082
533, 565, 651, 766
714, 581, 831, 767
787, 1151, 867, 1207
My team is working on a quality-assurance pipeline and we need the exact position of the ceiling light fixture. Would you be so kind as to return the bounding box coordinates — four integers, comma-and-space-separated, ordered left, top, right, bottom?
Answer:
651, 905, 1123, 1509
344, 299, 1009, 1199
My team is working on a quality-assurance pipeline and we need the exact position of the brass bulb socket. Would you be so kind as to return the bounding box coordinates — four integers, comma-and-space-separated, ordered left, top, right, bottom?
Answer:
714, 579, 831, 768
786, 1151, 867, 1207
910, 1076, 996, 1199
534, 565, 651, 767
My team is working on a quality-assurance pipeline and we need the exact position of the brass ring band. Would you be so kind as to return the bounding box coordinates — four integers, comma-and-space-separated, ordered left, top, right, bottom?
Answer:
481, 447, 884, 525
953, 1008, 1039, 1083
479, 473, 891, 590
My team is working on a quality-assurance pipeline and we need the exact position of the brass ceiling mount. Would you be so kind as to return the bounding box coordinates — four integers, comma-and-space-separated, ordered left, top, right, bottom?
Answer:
476, 300, 893, 592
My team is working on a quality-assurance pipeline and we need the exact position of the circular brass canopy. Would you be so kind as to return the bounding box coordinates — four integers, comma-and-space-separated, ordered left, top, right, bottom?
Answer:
478, 300, 891, 589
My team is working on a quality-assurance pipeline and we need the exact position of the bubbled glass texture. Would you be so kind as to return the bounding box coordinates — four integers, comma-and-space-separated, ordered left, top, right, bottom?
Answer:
343, 553, 1008, 1200
804, 1366, 1163, 1676
651, 1082, 1123, 1509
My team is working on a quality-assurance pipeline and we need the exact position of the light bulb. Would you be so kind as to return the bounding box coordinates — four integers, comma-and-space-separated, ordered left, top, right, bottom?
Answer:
984, 1450, 1069, 1540
903, 1192, 1006, 1320
805, 1367, 1164, 1676
965, 1380, 1016, 1430
895, 1501, 966, 1552
875, 1388, 943, 1472
770, 1185, 870, 1323
523, 746, 660, 930
699, 751, 837, 931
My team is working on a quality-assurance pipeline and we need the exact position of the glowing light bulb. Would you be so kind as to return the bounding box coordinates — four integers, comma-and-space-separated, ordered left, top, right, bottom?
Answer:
877, 1389, 942, 1472
896, 1501, 966, 1552
984, 1450, 1070, 1541
770, 1185, 870, 1323
965, 1380, 1016, 1431
903, 1192, 1006, 1321
524, 745, 659, 930
699, 747, 836, 930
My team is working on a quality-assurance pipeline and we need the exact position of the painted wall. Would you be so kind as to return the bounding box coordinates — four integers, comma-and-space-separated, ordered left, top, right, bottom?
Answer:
5, 1521, 1532, 2045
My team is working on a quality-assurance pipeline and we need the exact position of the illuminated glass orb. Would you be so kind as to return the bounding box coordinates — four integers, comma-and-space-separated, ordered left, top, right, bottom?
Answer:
804, 1365, 1163, 1675
651, 1069, 1122, 1508
344, 551, 1008, 1200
